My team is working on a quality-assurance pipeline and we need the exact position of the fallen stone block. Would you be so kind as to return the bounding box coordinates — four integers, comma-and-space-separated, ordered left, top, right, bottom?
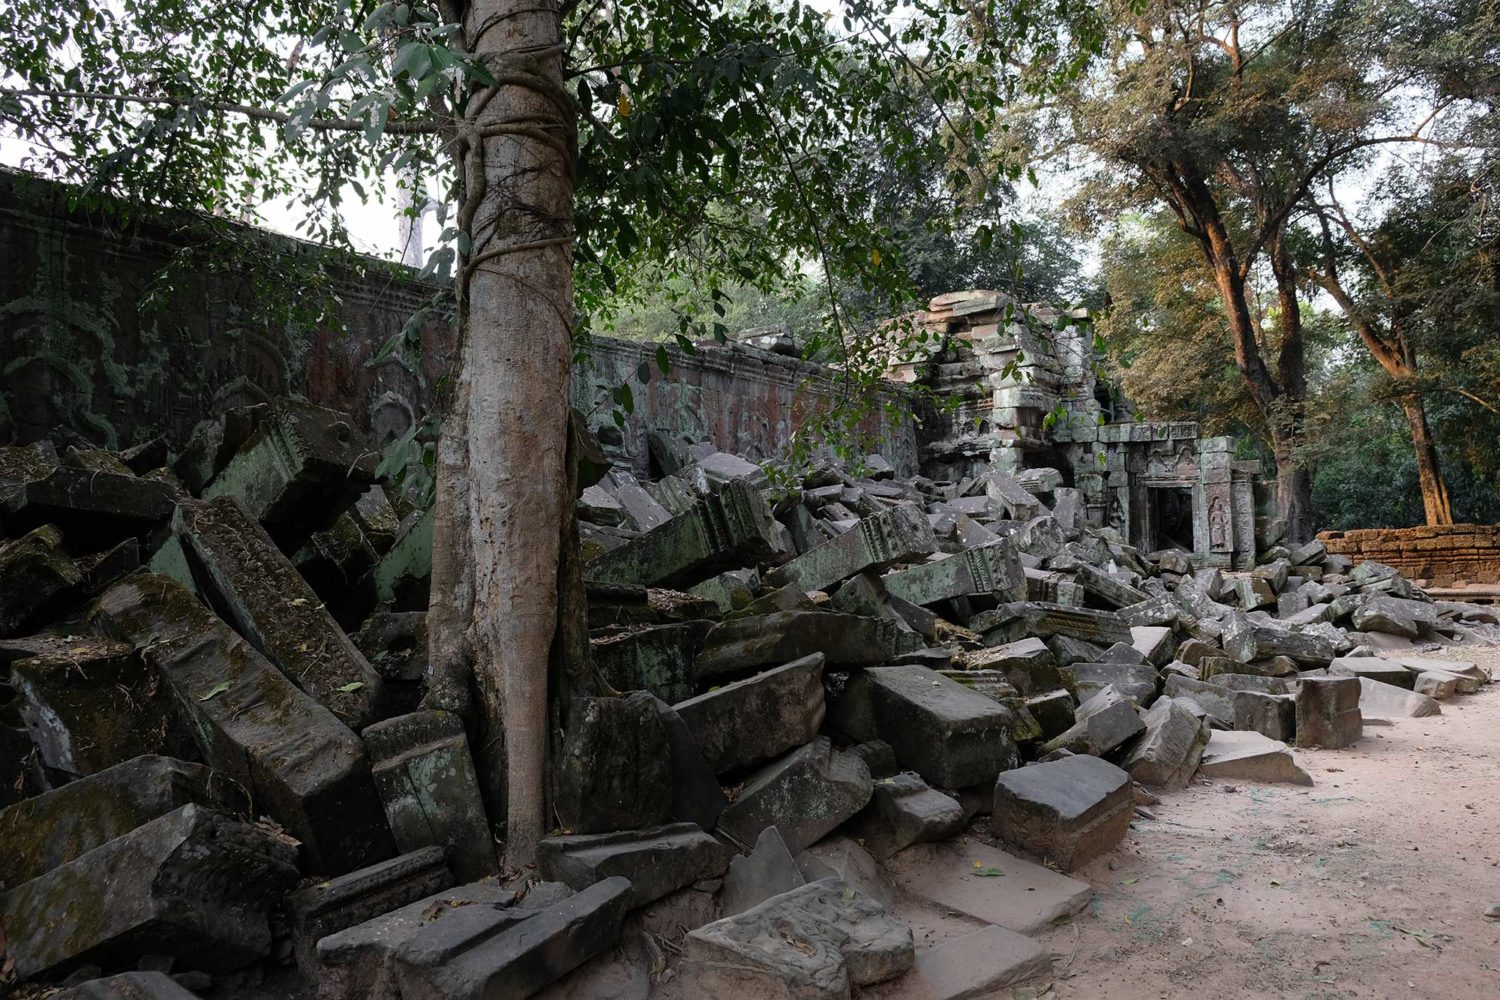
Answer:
8, 635, 189, 777
688, 566, 759, 612
1044, 633, 1106, 668
391, 877, 631, 1000
586, 478, 782, 588
1162, 674, 1236, 727
1328, 655, 1417, 689
370, 509, 432, 609
972, 602, 1133, 647
0, 524, 80, 637
646, 695, 730, 830
680, 878, 913, 1000
882, 539, 1025, 607
604, 470, 673, 531
0, 457, 175, 550
286, 846, 453, 978
314, 881, 523, 999
720, 825, 808, 917
884, 836, 1091, 934
1414, 672, 1457, 699
0, 804, 299, 980
1026, 690, 1076, 741
962, 637, 1062, 695
53, 973, 203, 999
992, 753, 1133, 871
590, 620, 709, 704
176, 496, 385, 728
1041, 686, 1144, 757
1393, 656, 1487, 687
1358, 676, 1441, 719
848, 772, 965, 860
365, 711, 497, 882
353, 611, 428, 716
1130, 625, 1176, 666
1122, 697, 1210, 788
537, 823, 727, 908
795, 836, 894, 910
203, 398, 377, 548
695, 610, 911, 678
1025, 566, 1085, 605
1059, 560, 1150, 609
833, 665, 1017, 788
1198, 730, 1312, 785
1061, 661, 1158, 706
896, 925, 1053, 999
1233, 689, 1296, 742
766, 504, 935, 593
0, 754, 250, 892
554, 692, 672, 834
1294, 676, 1362, 749
674, 653, 826, 774
95, 572, 393, 873
1352, 595, 1438, 638
716, 738, 873, 854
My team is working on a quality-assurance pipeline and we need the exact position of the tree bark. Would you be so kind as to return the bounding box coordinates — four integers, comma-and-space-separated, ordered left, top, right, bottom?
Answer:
1399, 393, 1454, 526
456, 0, 576, 868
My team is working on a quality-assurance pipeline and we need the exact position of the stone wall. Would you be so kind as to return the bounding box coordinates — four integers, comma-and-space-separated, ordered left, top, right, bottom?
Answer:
1318, 524, 1500, 586
1, 170, 917, 473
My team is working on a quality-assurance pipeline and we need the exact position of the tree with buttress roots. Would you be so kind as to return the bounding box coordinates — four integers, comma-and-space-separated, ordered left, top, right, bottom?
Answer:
1, 0, 1103, 865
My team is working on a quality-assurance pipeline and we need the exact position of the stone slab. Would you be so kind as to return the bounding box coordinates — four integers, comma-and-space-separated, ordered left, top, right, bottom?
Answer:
537, 823, 728, 909
673, 653, 826, 774
885, 925, 1052, 999
992, 753, 1133, 871
716, 738, 873, 854
883, 836, 1091, 934
1198, 730, 1313, 785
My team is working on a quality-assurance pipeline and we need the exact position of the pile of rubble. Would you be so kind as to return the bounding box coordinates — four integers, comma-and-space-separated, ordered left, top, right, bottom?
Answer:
1, 399, 1495, 1000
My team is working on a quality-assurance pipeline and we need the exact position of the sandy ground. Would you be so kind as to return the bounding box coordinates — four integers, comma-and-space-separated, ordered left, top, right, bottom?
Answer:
1019, 645, 1500, 1000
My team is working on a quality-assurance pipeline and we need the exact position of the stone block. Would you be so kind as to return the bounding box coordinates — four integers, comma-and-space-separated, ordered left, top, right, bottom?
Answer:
1121, 697, 1210, 788
203, 398, 377, 548
972, 602, 1133, 647
586, 478, 782, 588
1295, 676, 1362, 749
1353, 595, 1438, 637
766, 504, 936, 592
0, 755, 249, 892
1329, 655, 1416, 689
1232, 689, 1296, 741
314, 882, 521, 999
848, 771, 965, 859
897, 925, 1053, 999
0, 460, 175, 550
1061, 661, 1158, 707
553, 692, 672, 834
1130, 625, 1176, 666
0, 524, 80, 637
0, 804, 299, 980
646, 695, 729, 830
537, 823, 727, 908
1357, 677, 1441, 719
720, 825, 807, 917
1026, 690, 1076, 741
695, 610, 909, 678
962, 637, 1061, 695
285, 846, 453, 978
8, 635, 189, 777
1162, 674, 1236, 727
590, 620, 709, 704
391, 877, 631, 1000
352, 611, 428, 716
884, 835, 1091, 934
716, 738, 873, 854
95, 573, 393, 874
1199, 730, 1312, 785
365, 711, 497, 881
1041, 685, 1144, 757
1413, 672, 1458, 699
674, 653, 826, 774
882, 539, 1025, 607
680, 879, 913, 1000
850, 665, 1018, 788
1044, 634, 1106, 668
992, 753, 1132, 870
176, 496, 385, 728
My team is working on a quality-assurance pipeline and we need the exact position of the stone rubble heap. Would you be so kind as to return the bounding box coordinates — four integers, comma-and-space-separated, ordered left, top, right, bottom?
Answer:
1, 399, 1496, 1000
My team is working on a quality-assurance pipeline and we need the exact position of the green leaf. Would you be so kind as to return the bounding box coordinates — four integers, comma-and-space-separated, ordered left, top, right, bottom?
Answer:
198, 681, 231, 702
337, 681, 366, 693
656, 344, 671, 375
972, 866, 1005, 877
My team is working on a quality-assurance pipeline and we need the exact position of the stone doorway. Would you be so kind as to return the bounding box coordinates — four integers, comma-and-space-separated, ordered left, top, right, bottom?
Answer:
1150, 485, 1195, 552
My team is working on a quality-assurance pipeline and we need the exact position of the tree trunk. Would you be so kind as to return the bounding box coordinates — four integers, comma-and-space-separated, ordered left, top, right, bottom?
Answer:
1399, 393, 1454, 526
1271, 434, 1313, 545
455, 0, 576, 868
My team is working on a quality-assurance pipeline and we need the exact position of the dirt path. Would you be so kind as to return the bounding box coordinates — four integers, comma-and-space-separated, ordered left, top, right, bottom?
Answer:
1021, 646, 1500, 1000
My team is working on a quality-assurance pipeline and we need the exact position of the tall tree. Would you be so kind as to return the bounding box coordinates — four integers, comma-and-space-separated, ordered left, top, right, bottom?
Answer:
1017, 0, 1471, 540
1, 0, 1100, 864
